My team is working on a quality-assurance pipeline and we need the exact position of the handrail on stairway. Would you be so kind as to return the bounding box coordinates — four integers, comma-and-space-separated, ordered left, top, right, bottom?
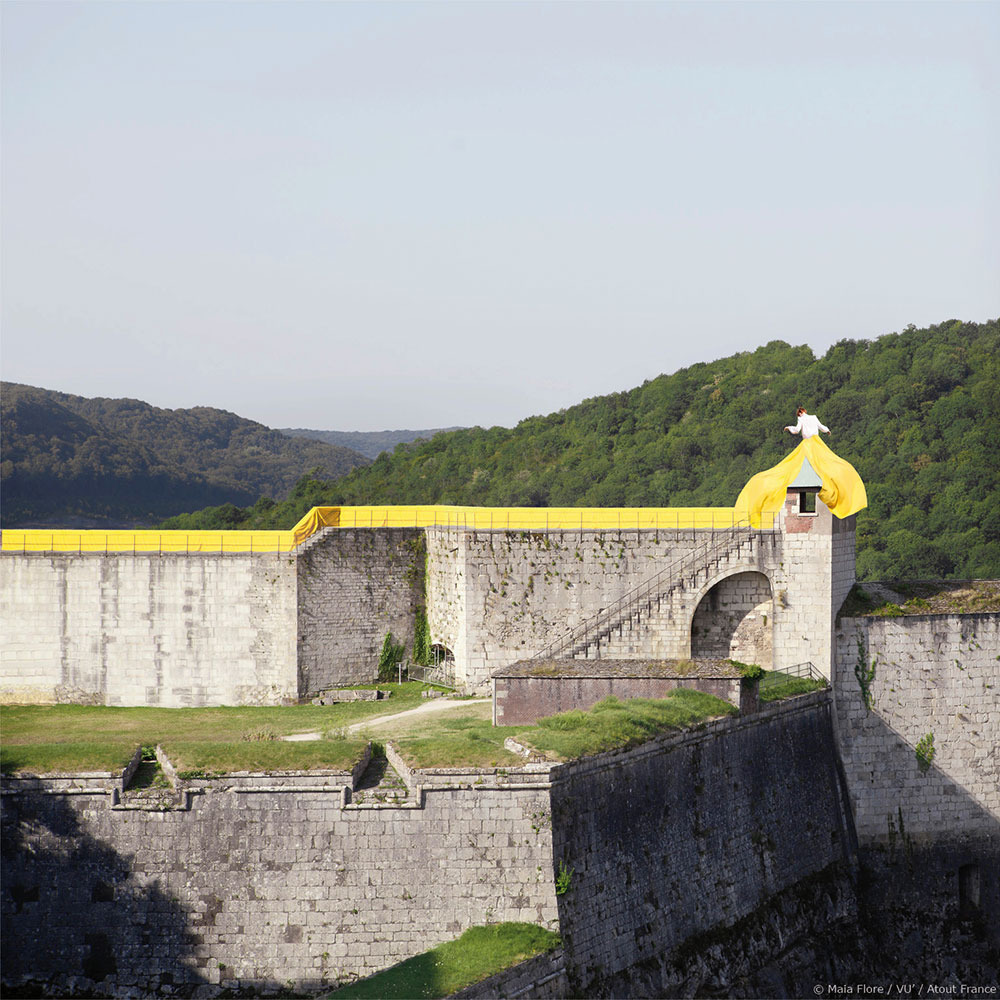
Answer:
533, 521, 777, 661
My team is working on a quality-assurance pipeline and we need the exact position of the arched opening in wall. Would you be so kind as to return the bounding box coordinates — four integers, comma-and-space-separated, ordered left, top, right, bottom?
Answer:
691, 572, 773, 668
430, 644, 455, 668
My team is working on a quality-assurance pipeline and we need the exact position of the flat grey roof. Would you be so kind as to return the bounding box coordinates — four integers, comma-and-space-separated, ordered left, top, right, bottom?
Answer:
492, 658, 744, 680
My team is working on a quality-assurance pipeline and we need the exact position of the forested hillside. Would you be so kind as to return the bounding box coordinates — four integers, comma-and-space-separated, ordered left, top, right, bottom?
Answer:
160, 320, 999, 581
279, 426, 463, 460
0, 384, 369, 527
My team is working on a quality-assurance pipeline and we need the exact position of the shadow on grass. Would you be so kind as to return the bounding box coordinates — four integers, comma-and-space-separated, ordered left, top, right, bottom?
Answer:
327, 923, 560, 1000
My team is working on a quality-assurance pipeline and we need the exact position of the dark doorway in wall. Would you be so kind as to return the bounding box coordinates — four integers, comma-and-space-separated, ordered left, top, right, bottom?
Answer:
960, 863, 981, 919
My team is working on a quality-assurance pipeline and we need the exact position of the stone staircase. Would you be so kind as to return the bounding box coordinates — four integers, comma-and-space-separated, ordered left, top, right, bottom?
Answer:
535, 527, 776, 662
295, 526, 336, 555
351, 749, 411, 805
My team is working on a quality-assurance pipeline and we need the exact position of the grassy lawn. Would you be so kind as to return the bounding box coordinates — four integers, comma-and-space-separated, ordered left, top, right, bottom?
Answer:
165, 739, 368, 777
389, 689, 738, 769
521, 689, 737, 760
758, 671, 827, 703
3, 685, 771, 775
0, 683, 431, 776
0, 740, 141, 775
327, 922, 560, 999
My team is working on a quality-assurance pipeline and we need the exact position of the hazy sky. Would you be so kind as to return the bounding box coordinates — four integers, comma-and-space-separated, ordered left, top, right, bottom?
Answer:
2, 1, 997, 432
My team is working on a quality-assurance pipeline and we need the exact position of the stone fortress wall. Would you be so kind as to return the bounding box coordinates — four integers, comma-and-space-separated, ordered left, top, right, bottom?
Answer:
830, 612, 1000, 986
427, 492, 855, 690
1, 765, 558, 996
0, 552, 299, 707
2, 490, 853, 705
4, 692, 857, 998
3, 501, 999, 995
9, 658, 993, 999
833, 612, 1000, 844
295, 528, 426, 692
549, 691, 859, 998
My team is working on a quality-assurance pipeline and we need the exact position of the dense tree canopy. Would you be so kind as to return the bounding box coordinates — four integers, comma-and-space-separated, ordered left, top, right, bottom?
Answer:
159, 319, 1000, 581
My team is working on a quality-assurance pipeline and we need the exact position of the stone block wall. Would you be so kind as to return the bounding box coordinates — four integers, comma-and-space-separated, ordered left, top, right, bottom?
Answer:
427, 528, 697, 690
0, 553, 298, 707
833, 613, 1000, 843
1, 771, 559, 997
690, 570, 773, 666
296, 528, 425, 694
856, 837, 1000, 980
548, 691, 860, 997
2, 509, 853, 703
427, 516, 849, 689
427, 529, 785, 690
9, 678, 989, 998
771, 496, 856, 680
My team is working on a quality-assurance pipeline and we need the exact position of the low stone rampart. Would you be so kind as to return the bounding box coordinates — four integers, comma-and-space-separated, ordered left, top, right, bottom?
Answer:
1, 768, 559, 996
2, 694, 854, 998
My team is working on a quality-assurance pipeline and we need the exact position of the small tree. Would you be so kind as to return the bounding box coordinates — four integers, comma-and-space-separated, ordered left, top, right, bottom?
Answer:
377, 632, 405, 681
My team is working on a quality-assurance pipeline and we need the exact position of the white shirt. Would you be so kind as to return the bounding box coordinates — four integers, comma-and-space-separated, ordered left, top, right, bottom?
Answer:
785, 413, 829, 438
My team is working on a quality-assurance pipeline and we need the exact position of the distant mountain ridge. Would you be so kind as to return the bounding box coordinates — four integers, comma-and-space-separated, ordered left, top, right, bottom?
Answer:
0, 383, 370, 527
279, 426, 464, 460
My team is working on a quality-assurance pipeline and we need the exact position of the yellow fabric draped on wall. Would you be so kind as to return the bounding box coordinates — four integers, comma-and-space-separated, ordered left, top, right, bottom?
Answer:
735, 436, 867, 528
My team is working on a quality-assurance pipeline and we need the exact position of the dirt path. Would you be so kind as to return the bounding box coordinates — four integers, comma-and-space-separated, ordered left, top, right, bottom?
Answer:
281, 697, 489, 742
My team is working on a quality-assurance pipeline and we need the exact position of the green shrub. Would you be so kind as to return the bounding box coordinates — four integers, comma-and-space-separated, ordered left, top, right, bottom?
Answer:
729, 660, 764, 680
378, 632, 406, 681
915, 732, 936, 773
412, 609, 431, 666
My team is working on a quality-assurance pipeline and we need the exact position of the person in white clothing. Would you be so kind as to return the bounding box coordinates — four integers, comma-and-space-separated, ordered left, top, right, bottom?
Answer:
785, 407, 831, 439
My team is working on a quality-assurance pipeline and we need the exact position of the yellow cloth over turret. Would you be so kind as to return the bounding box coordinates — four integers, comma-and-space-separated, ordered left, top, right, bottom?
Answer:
735, 436, 867, 528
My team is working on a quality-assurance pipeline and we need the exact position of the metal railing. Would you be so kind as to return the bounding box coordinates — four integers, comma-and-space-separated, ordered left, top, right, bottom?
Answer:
533, 524, 777, 661
406, 663, 456, 689
764, 661, 827, 684
1, 506, 776, 555
0, 529, 298, 554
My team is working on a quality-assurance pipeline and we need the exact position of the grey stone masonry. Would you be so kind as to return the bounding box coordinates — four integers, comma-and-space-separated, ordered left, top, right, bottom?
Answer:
0, 552, 298, 707
690, 570, 772, 666
549, 691, 856, 997
1, 767, 559, 996
2, 693, 854, 999
426, 506, 853, 690
833, 613, 1000, 844
2, 500, 854, 703
296, 528, 425, 694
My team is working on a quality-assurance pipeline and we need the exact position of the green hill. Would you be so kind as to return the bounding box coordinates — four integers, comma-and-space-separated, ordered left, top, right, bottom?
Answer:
122, 319, 1000, 580
279, 426, 464, 460
0, 384, 370, 527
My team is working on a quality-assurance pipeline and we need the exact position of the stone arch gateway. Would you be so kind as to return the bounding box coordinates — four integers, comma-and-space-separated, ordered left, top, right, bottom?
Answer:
690, 570, 773, 668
